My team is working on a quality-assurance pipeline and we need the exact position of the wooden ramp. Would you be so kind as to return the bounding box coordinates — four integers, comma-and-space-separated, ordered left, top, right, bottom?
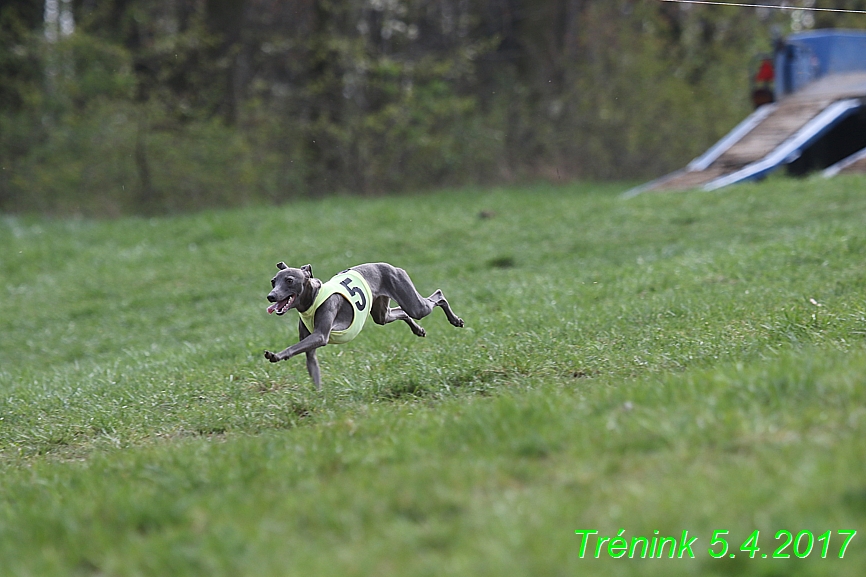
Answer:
625, 73, 866, 196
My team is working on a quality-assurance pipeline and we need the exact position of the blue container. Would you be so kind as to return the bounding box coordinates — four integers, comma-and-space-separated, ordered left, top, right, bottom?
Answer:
776, 30, 866, 97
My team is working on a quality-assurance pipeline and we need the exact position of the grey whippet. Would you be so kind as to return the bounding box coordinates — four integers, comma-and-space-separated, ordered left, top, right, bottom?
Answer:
264, 262, 464, 389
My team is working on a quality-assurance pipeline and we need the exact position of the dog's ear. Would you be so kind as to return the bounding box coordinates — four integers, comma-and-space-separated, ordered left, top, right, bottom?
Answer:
276, 262, 288, 270
301, 264, 313, 278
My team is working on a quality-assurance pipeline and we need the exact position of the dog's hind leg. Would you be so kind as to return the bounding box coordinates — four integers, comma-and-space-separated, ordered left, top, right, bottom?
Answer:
425, 289, 464, 328
370, 295, 427, 337
383, 268, 464, 328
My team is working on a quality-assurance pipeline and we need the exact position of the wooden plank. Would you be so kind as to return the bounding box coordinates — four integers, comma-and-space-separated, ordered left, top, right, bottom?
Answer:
718, 98, 832, 165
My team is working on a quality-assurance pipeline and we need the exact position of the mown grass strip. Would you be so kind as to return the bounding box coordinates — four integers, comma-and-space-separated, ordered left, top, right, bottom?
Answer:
1, 177, 865, 575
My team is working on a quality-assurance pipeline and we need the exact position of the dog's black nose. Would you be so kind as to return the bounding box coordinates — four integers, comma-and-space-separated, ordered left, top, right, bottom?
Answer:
267, 293, 277, 302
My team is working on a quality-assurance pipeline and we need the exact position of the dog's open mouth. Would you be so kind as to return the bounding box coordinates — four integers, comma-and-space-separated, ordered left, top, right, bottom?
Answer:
267, 294, 295, 315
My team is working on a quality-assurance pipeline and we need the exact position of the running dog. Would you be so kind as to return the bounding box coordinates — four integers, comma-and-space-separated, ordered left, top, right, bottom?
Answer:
264, 262, 464, 389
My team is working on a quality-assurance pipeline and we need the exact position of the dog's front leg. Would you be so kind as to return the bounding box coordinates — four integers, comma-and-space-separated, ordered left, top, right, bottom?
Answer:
298, 319, 322, 390
264, 295, 342, 389
264, 331, 327, 364
305, 350, 321, 390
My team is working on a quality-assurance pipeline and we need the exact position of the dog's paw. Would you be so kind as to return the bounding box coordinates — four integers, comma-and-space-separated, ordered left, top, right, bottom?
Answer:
452, 317, 465, 328
264, 350, 280, 362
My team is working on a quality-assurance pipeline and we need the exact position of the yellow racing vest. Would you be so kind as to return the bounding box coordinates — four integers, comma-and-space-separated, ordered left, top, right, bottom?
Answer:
299, 269, 373, 344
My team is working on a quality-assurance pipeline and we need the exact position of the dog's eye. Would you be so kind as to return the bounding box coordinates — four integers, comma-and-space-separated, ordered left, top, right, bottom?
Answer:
286, 278, 293, 284
271, 279, 276, 288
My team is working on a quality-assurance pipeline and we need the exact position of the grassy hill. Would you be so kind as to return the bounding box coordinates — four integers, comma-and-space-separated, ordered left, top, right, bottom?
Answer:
1, 177, 865, 576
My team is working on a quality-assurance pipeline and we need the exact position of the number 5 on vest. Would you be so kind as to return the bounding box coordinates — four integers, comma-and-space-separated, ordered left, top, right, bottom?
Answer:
340, 277, 367, 311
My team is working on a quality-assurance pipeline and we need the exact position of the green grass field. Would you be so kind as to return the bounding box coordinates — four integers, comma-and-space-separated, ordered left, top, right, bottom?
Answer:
2, 177, 866, 576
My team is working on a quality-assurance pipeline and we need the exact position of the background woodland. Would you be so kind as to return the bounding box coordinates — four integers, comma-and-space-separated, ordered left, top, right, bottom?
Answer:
2, 0, 864, 215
